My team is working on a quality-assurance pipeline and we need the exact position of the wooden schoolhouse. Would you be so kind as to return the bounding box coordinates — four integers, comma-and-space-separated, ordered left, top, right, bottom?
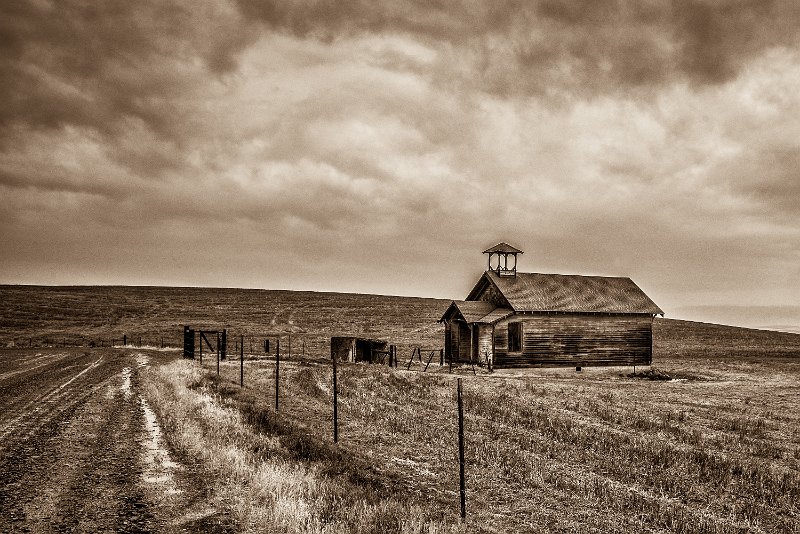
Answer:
439, 243, 663, 369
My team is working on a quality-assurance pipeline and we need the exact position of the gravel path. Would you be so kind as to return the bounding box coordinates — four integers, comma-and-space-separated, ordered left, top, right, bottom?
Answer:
0, 348, 236, 533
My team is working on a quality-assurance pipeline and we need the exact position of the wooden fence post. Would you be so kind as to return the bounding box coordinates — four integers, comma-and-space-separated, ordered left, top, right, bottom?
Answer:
216, 333, 220, 376
240, 335, 244, 387
333, 354, 338, 443
123, 334, 127, 346
457, 378, 466, 519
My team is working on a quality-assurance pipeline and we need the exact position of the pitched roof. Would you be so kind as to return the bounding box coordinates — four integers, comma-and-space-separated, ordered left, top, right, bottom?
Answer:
482, 242, 523, 254
439, 300, 514, 324
476, 307, 515, 323
468, 271, 664, 315
441, 300, 495, 323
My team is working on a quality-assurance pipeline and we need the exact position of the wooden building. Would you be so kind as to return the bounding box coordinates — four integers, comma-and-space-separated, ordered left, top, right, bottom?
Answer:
440, 243, 663, 369
331, 336, 389, 363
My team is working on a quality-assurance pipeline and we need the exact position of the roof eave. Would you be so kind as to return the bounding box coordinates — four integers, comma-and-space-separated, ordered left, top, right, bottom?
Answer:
438, 301, 463, 323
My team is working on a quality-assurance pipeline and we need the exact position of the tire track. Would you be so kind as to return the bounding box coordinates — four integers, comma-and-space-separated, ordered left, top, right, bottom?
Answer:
0, 348, 237, 532
0, 355, 106, 448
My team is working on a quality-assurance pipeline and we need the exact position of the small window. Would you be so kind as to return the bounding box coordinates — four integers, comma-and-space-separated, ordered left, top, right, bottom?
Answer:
508, 321, 522, 352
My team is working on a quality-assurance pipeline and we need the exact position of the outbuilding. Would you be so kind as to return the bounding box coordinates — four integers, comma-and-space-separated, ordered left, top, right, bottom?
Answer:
331, 336, 389, 363
440, 243, 664, 369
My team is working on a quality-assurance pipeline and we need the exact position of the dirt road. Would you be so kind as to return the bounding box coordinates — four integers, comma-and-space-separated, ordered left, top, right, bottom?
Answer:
0, 348, 234, 533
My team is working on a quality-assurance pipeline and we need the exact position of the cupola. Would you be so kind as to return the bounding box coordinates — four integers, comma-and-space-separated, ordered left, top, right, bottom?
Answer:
482, 242, 523, 277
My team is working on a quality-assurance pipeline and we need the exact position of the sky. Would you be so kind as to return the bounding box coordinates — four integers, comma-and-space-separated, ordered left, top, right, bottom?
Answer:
1, 1, 799, 331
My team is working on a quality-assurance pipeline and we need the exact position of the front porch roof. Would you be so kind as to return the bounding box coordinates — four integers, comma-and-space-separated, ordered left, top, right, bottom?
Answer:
439, 300, 513, 324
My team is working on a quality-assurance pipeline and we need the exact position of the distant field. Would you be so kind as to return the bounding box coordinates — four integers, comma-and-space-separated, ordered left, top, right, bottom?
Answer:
2, 285, 799, 532
0, 285, 445, 356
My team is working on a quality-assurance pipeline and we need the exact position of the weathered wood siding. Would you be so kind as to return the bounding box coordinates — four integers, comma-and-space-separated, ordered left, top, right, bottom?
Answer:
476, 282, 509, 308
457, 322, 470, 362
445, 321, 459, 362
477, 324, 493, 364
445, 321, 472, 362
493, 313, 652, 368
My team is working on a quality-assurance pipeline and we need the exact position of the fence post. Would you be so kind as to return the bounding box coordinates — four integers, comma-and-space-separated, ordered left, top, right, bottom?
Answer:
440, 349, 444, 366
123, 334, 127, 346
221, 328, 227, 361
240, 335, 244, 387
457, 378, 466, 519
275, 339, 280, 411
216, 333, 220, 376
333, 354, 338, 443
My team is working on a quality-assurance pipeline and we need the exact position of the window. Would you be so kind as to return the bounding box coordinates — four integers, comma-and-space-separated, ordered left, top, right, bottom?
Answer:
508, 321, 522, 352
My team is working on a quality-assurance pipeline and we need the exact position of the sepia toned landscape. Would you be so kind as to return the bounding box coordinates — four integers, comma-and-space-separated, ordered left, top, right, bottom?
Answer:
1, 285, 798, 532
4, 1, 800, 532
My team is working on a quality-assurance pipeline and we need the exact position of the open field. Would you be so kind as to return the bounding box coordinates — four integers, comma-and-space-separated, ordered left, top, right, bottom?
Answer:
0, 285, 446, 355
1, 285, 799, 532
143, 349, 800, 533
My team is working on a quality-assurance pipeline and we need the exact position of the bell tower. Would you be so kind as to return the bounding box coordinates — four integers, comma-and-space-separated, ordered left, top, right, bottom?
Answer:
483, 242, 523, 277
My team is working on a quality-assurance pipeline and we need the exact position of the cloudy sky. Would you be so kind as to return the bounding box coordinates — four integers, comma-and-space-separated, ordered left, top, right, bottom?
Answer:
1, 1, 799, 330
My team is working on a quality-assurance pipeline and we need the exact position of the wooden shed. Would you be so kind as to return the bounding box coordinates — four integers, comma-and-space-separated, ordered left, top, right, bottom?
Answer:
331, 336, 389, 363
440, 243, 664, 369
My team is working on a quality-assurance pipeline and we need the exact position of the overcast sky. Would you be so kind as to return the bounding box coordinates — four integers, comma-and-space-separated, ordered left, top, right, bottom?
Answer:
1, 1, 799, 330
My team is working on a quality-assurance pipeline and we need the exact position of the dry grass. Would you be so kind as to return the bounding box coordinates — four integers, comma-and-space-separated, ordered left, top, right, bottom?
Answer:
145, 353, 800, 533
141, 361, 466, 533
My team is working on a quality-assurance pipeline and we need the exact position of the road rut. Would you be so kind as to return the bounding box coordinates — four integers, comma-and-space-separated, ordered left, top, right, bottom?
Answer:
0, 348, 235, 533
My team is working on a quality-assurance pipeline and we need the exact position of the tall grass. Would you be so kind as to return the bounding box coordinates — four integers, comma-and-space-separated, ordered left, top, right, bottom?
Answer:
141, 361, 466, 533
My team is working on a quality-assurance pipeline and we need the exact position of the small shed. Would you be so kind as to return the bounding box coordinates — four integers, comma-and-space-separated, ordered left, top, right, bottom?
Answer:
440, 243, 664, 369
331, 336, 389, 363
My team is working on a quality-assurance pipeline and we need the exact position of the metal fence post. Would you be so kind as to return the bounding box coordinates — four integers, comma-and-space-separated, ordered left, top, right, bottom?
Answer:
333, 354, 338, 443
275, 339, 280, 411
457, 378, 466, 519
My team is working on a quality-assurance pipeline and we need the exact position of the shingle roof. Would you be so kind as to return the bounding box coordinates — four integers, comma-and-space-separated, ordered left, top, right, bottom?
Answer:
482, 242, 523, 254
444, 300, 496, 323
476, 307, 514, 323
439, 300, 514, 324
470, 271, 663, 315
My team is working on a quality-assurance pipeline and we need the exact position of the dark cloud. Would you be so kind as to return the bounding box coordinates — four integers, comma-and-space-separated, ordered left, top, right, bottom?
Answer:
0, 0, 255, 140
234, 0, 800, 95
